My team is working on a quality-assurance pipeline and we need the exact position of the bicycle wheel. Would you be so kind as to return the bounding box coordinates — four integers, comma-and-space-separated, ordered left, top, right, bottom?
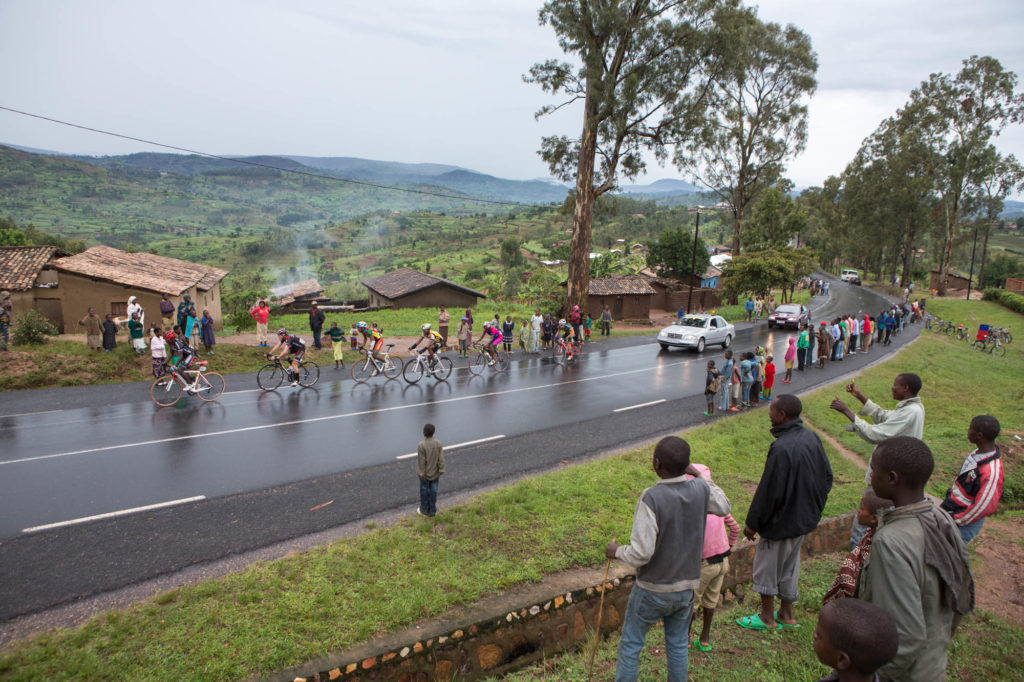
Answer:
1004, 331, 1012, 344
468, 351, 487, 375
553, 342, 567, 365
297, 361, 319, 388
432, 356, 453, 381
257, 364, 284, 391
993, 343, 1006, 357
151, 375, 183, 407
972, 339, 985, 352
494, 350, 510, 372
403, 358, 425, 384
382, 356, 403, 380
196, 371, 226, 401
351, 357, 376, 383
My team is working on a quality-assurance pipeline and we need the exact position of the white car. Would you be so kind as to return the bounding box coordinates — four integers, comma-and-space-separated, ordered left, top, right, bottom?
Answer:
657, 314, 734, 353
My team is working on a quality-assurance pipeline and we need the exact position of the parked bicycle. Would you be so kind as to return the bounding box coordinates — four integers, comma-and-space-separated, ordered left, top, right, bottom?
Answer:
351, 343, 403, 383
972, 337, 1007, 357
989, 326, 1012, 344
257, 354, 319, 391
467, 343, 509, 375
151, 361, 225, 406
403, 348, 453, 383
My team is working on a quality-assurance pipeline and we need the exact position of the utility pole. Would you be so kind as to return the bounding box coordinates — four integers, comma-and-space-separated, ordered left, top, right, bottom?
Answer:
687, 208, 702, 314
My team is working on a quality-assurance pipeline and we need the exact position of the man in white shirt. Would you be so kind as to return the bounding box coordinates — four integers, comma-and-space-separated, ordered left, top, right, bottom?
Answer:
530, 309, 543, 354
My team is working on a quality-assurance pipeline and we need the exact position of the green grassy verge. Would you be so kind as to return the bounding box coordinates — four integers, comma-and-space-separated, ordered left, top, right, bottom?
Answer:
1, 299, 1019, 681
501, 550, 1023, 681
801, 298, 1024, 507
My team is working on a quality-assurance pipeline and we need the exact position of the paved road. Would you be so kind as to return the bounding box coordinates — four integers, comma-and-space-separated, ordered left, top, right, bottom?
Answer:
0, 275, 914, 621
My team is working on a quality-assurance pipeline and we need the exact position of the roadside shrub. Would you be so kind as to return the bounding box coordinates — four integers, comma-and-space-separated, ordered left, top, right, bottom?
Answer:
982, 288, 1024, 315
228, 310, 256, 333
11, 309, 58, 345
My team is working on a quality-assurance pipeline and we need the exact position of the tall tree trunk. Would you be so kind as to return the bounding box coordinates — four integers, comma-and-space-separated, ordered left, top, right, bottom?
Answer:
900, 216, 916, 288
938, 196, 960, 296
566, 90, 599, 316
978, 214, 994, 290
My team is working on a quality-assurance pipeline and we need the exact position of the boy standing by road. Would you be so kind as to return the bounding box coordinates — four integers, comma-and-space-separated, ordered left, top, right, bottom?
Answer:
416, 423, 444, 517
606, 436, 731, 682
940, 415, 1004, 544
324, 321, 346, 369
856, 436, 973, 681
703, 360, 720, 417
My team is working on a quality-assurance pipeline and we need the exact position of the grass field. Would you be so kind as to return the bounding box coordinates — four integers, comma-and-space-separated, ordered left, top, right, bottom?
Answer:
0, 299, 1019, 681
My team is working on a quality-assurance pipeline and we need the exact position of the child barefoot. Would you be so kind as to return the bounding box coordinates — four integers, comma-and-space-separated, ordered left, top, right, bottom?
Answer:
703, 360, 720, 417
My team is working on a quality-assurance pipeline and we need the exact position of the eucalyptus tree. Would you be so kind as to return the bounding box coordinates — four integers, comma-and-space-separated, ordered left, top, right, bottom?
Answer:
676, 4, 817, 256
973, 147, 1024, 289
526, 0, 726, 313
912, 56, 1024, 294
797, 176, 845, 272
742, 184, 808, 252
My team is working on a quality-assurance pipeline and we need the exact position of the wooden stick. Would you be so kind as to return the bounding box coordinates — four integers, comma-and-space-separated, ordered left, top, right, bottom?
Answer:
586, 558, 613, 682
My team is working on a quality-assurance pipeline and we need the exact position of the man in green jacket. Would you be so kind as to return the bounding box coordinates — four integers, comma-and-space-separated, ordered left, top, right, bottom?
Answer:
857, 436, 973, 682
416, 423, 445, 517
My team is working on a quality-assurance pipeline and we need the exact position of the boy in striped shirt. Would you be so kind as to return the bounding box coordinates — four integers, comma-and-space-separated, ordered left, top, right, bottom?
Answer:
940, 415, 1003, 544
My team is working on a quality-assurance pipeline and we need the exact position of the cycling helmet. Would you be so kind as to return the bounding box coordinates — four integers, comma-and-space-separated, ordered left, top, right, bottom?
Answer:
558, 318, 567, 326
276, 327, 288, 336
356, 321, 368, 330
163, 330, 176, 341
421, 323, 432, 332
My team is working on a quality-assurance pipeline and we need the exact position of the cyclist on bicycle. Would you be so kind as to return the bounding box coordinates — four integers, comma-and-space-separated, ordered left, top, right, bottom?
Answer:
558, 318, 577, 360
356, 321, 385, 366
268, 327, 305, 387
165, 329, 196, 374
474, 321, 503, 365
409, 323, 443, 367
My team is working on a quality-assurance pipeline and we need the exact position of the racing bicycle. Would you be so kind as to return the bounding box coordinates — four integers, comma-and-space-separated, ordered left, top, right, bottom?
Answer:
467, 343, 509, 375
403, 348, 453, 383
257, 354, 319, 390
151, 361, 226, 406
553, 336, 582, 364
351, 343, 403, 383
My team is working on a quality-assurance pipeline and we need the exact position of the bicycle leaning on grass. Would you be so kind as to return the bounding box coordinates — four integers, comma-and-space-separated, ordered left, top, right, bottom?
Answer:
150, 360, 226, 406
257, 354, 319, 391
971, 336, 1007, 357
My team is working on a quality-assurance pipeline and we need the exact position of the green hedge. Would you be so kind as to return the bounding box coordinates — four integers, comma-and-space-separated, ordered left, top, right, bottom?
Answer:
982, 288, 1024, 315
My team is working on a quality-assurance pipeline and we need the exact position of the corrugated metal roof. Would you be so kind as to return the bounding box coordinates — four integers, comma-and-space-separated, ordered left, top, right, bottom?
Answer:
362, 267, 485, 300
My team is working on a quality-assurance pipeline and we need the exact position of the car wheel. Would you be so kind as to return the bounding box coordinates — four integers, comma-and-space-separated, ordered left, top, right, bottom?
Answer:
660, 343, 669, 351
722, 334, 731, 349
695, 338, 705, 353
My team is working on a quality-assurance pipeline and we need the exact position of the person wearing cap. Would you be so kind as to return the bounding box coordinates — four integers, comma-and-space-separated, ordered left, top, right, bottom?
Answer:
308, 301, 325, 350
250, 299, 270, 347
569, 304, 582, 342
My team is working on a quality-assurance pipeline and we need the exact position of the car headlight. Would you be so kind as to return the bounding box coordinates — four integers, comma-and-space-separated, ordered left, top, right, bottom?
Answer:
683, 334, 697, 341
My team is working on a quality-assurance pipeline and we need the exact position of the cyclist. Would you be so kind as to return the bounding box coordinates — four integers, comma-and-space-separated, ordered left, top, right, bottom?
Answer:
164, 329, 197, 389
268, 327, 306, 387
558, 318, 578, 360
355, 321, 385, 368
473, 320, 503, 365
409, 323, 443, 367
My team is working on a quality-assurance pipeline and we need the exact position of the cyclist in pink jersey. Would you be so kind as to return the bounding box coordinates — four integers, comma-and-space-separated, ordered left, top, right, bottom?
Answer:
473, 321, 503, 365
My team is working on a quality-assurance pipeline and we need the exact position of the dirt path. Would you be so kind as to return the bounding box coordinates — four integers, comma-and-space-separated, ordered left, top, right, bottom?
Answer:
972, 514, 1024, 628
803, 417, 867, 470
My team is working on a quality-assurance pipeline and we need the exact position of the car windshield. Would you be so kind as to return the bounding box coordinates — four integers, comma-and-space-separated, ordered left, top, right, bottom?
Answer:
677, 317, 707, 328
775, 305, 801, 314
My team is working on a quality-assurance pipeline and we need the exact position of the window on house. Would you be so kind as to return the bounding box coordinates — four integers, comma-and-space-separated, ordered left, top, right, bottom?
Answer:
110, 301, 128, 317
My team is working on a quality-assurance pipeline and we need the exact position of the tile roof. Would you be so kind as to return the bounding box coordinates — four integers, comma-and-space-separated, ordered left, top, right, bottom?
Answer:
0, 246, 62, 291
53, 245, 228, 296
588, 275, 656, 296
270, 278, 323, 299
362, 267, 485, 300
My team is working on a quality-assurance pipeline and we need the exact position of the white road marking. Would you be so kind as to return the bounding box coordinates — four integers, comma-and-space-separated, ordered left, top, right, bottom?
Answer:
21, 495, 206, 533
396, 434, 505, 459
0, 356, 694, 467
613, 399, 666, 413
0, 409, 63, 419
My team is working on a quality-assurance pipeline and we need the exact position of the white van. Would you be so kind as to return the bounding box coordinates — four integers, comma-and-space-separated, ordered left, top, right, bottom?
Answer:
840, 269, 860, 283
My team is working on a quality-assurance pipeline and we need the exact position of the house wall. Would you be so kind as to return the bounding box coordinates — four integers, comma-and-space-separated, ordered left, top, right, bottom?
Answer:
586, 294, 651, 321
368, 284, 481, 311
1005, 277, 1024, 293
51, 273, 224, 333
929, 271, 970, 291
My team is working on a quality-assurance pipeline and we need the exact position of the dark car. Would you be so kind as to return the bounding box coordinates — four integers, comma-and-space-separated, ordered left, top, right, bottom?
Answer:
767, 303, 809, 329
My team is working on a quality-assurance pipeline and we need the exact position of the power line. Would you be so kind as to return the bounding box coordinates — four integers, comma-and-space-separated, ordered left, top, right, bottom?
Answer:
0, 105, 529, 207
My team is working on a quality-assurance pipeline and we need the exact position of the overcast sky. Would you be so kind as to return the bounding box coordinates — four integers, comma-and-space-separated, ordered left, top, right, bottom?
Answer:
1, 0, 1022, 195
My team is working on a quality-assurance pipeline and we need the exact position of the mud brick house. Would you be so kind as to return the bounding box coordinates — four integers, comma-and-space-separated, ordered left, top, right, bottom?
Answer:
646, 274, 722, 314
361, 267, 486, 310
0, 245, 68, 329
269, 278, 327, 311
930, 268, 971, 291
46, 246, 228, 332
583, 275, 655, 321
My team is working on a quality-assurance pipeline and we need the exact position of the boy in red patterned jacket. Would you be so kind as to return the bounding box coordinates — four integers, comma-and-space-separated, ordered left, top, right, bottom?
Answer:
940, 415, 1003, 544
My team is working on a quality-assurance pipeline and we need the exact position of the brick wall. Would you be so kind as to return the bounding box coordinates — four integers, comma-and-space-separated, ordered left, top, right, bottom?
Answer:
278, 512, 853, 682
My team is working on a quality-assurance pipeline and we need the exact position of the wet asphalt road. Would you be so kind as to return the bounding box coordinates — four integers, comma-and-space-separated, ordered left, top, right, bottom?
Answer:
0, 275, 914, 621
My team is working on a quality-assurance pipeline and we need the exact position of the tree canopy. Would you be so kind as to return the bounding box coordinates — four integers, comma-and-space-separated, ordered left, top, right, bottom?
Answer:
645, 225, 710, 281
